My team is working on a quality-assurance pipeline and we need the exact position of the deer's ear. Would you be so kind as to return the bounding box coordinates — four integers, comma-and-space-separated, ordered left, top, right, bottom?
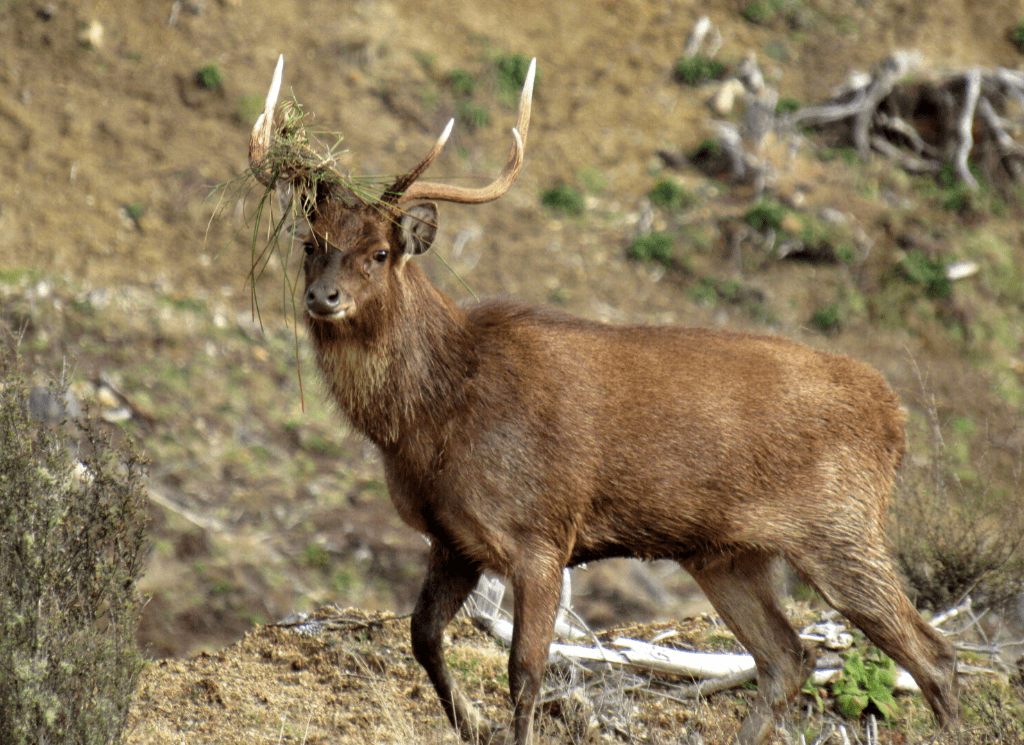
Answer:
398, 202, 438, 256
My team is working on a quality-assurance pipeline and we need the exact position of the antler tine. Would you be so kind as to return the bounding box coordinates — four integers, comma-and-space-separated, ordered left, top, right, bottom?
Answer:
249, 54, 284, 186
393, 57, 536, 205
379, 119, 454, 205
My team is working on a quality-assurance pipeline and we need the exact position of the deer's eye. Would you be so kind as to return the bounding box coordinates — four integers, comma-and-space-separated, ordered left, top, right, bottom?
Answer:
372, 249, 389, 264
302, 241, 316, 256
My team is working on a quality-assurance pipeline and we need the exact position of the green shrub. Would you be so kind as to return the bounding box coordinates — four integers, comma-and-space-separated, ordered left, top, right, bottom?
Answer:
743, 199, 788, 232
692, 138, 721, 160
648, 179, 694, 210
900, 249, 950, 299
195, 64, 223, 91
1011, 19, 1024, 54
742, 0, 776, 25
628, 232, 673, 265
775, 97, 801, 115
541, 184, 585, 216
457, 101, 490, 131
446, 69, 476, 97
495, 53, 537, 105
810, 303, 843, 335
673, 55, 725, 86
0, 355, 148, 745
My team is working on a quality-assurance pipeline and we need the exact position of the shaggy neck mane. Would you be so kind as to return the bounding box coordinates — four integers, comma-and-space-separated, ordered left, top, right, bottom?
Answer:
306, 262, 476, 453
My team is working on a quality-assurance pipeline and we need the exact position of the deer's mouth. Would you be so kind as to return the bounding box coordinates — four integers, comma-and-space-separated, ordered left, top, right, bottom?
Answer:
306, 307, 351, 321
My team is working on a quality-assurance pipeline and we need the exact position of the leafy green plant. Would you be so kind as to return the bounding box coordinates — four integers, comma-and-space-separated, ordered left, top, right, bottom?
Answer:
802, 677, 826, 713
900, 250, 950, 299
742, 0, 780, 25
495, 53, 537, 105
124, 201, 145, 230
811, 303, 843, 335
457, 101, 490, 130
775, 97, 801, 115
673, 55, 726, 86
446, 69, 476, 97
692, 138, 721, 160
832, 648, 899, 720
648, 179, 694, 210
628, 232, 673, 265
1011, 19, 1024, 54
816, 146, 858, 166
195, 64, 224, 91
743, 199, 788, 232
304, 544, 332, 573
541, 184, 585, 216
0, 355, 149, 745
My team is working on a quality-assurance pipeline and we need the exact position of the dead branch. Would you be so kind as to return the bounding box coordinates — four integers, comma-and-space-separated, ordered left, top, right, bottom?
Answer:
953, 69, 982, 190
782, 51, 1024, 188
978, 96, 1024, 180
853, 51, 923, 159
683, 15, 721, 59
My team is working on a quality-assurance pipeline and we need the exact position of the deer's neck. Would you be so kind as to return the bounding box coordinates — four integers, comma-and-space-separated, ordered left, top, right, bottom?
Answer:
307, 268, 475, 451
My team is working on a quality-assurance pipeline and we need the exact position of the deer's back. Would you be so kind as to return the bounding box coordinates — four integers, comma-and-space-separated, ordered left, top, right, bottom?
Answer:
418, 300, 907, 567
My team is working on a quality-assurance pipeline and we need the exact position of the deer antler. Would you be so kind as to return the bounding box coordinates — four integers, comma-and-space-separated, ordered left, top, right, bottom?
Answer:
385, 57, 536, 206
249, 55, 535, 206
249, 54, 285, 187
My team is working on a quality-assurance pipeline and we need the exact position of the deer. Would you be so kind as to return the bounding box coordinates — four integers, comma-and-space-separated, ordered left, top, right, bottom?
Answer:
247, 56, 958, 745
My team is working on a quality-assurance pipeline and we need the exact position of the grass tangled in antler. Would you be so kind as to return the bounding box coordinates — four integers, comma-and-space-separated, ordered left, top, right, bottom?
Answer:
210, 98, 390, 408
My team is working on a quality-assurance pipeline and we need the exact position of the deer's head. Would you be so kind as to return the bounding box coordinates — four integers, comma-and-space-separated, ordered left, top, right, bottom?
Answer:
248, 56, 535, 328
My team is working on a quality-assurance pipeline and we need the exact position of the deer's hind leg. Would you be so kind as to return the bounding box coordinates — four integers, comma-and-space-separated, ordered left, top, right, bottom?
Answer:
683, 549, 816, 745
411, 542, 494, 743
792, 535, 959, 729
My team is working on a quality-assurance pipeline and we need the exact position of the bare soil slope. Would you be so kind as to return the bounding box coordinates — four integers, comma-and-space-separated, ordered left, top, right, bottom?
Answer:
2, 0, 1024, 741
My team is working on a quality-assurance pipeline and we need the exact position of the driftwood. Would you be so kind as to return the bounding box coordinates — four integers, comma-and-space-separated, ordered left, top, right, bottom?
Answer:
784, 51, 1024, 189
460, 574, 988, 697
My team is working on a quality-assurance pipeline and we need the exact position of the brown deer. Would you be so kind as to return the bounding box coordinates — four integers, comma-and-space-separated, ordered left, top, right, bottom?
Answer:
248, 56, 958, 745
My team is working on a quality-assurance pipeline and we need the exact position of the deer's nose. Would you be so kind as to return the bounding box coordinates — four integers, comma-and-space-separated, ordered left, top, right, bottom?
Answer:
305, 284, 346, 318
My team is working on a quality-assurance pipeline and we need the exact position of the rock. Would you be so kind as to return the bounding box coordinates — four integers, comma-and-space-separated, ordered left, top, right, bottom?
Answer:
78, 20, 104, 50
28, 386, 81, 424
709, 79, 745, 116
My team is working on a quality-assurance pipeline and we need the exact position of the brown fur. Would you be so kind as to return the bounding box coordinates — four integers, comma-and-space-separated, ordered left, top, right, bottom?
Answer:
298, 201, 958, 744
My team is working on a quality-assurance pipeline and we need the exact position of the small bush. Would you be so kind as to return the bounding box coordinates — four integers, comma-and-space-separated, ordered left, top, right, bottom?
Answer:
457, 101, 490, 131
900, 250, 950, 299
673, 55, 725, 86
648, 180, 694, 210
775, 97, 801, 115
742, 0, 778, 25
446, 69, 476, 97
496, 53, 537, 105
743, 199, 788, 232
628, 232, 673, 265
810, 303, 843, 335
692, 138, 721, 160
816, 146, 859, 166
541, 184, 585, 216
1011, 19, 1024, 54
892, 387, 1024, 612
0, 354, 149, 745
195, 64, 223, 91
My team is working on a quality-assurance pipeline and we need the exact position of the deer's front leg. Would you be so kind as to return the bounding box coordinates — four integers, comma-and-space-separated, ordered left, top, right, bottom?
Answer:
411, 542, 492, 742
508, 555, 564, 745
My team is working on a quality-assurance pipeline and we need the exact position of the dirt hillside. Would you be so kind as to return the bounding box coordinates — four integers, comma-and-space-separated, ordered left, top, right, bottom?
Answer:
2, 0, 1024, 741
